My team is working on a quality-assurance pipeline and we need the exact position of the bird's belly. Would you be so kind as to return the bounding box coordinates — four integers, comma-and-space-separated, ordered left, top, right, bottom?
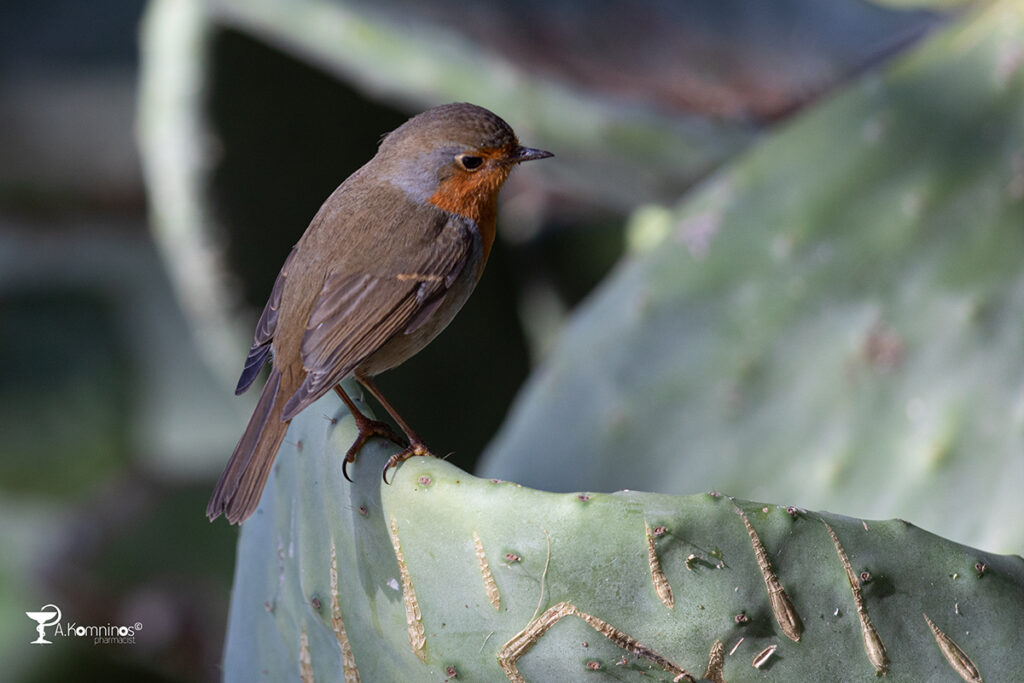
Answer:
355, 251, 482, 377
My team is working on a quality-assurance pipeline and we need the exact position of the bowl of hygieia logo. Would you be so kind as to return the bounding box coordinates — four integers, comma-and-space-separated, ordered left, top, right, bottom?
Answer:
26, 604, 61, 645
26, 603, 142, 646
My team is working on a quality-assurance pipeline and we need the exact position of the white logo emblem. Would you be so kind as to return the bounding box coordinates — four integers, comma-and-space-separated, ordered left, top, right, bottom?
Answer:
26, 604, 62, 645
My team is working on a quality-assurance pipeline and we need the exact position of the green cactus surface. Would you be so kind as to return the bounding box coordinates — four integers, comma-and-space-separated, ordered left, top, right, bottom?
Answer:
223, 388, 1024, 682
480, 0, 1024, 553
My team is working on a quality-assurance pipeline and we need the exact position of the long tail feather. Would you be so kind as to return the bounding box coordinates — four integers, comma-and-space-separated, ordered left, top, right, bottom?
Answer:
207, 368, 289, 523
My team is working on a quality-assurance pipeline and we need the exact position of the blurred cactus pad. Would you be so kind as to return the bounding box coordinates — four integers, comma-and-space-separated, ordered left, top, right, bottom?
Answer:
225, 390, 1024, 681
482, 0, 1024, 554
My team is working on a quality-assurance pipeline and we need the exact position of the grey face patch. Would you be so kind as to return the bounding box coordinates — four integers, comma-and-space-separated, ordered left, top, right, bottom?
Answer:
385, 146, 460, 203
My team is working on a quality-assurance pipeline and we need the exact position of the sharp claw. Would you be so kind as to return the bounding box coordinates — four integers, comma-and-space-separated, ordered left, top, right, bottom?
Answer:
382, 451, 403, 484
380, 443, 436, 484
342, 436, 366, 482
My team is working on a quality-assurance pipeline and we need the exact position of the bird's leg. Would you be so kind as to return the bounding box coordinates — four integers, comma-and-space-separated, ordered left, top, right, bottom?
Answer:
334, 384, 407, 481
355, 372, 436, 482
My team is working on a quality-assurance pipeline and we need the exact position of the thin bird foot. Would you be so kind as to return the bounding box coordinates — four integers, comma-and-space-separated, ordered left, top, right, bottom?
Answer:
335, 385, 407, 481
382, 442, 435, 484
342, 413, 408, 482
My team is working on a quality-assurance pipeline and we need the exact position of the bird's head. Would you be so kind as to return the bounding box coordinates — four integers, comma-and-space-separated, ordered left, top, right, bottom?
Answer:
376, 103, 552, 224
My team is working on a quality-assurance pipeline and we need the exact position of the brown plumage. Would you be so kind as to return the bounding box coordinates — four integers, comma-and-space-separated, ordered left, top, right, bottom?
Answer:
207, 103, 552, 523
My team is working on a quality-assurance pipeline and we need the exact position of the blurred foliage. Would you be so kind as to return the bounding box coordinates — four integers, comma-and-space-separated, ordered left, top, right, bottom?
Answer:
869, 0, 974, 8
17, 484, 237, 683
342, 0, 943, 120
0, 228, 243, 683
0, 288, 129, 497
3, 1, 237, 681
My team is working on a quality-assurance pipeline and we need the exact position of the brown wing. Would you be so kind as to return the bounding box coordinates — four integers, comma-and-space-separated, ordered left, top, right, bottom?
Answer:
235, 246, 299, 395
280, 216, 473, 421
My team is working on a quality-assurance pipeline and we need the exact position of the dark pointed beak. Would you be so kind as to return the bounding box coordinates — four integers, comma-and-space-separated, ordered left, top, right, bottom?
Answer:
511, 146, 554, 163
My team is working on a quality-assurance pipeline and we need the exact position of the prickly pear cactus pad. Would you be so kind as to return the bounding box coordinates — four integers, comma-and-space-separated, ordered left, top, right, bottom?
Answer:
223, 389, 1024, 682
479, 0, 1024, 553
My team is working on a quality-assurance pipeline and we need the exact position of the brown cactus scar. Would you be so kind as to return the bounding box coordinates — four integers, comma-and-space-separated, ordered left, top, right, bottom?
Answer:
645, 520, 675, 608
823, 522, 888, 675
704, 639, 726, 682
923, 613, 983, 682
299, 628, 314, 683
389, 516, 426, 661
735, 506, 803, 641
473, 531, 501, 610
330, 542, 361, 682
497, 601, 695, 682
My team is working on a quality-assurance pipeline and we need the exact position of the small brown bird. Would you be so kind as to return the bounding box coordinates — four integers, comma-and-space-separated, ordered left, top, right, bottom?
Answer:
207, 103, 552, 524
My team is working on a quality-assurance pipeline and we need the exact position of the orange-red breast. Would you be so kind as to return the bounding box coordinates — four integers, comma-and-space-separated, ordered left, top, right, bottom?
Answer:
207, 103, 552, 523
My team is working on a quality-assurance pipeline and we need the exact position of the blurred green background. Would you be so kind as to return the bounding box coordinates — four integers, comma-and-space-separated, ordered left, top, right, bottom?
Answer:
6, 0, 1022, 681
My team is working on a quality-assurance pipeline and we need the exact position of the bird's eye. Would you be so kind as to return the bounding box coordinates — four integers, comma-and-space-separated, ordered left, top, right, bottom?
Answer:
457, 154, 483, 171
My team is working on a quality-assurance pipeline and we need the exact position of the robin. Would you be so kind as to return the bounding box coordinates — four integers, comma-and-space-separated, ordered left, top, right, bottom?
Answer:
206, 102, 552, 524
